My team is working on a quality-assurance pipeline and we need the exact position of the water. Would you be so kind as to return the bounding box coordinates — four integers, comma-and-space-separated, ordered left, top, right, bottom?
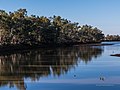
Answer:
0, 42, 120, 90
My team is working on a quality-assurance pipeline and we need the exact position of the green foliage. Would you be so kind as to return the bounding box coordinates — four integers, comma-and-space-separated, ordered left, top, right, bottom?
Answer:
105, 34, 120, 41
79, 25, 104, 43
0, 9, 105, 45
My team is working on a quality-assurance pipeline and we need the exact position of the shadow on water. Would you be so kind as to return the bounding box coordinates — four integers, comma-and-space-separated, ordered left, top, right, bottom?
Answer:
0, 45, 104, 90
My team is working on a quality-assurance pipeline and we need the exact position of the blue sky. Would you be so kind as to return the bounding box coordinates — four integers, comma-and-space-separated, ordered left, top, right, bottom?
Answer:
0, 0, 120, 35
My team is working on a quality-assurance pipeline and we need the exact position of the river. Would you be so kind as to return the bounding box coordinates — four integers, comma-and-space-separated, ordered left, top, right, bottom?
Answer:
0, 42, 120, 90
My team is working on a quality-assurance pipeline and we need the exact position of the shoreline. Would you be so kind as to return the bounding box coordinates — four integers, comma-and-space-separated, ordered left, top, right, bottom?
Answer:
0, 42, 114, 54
110, 54, 120, 57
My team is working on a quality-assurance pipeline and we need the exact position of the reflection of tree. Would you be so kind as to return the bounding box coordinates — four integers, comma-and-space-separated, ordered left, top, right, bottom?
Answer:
78, 46, 103, 64
0, 45, 103, 90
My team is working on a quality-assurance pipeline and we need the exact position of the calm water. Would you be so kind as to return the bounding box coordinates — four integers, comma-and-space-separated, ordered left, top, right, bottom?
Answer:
0, 42, 120, 90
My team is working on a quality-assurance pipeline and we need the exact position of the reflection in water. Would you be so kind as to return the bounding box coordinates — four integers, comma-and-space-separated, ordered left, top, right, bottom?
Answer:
0, 45, 103, 90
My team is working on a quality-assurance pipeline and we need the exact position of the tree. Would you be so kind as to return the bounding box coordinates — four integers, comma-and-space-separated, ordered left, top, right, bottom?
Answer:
0, 9, 105, 45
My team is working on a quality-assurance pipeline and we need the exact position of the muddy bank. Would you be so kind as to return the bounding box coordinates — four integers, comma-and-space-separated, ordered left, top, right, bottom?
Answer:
110, 54, 120, 57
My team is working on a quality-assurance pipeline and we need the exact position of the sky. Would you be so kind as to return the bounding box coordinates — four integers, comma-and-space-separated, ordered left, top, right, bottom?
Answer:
0, 0, 120, 35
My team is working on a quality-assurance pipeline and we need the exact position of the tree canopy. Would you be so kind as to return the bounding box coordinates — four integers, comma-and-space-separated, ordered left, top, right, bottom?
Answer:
0, 9, 105, 46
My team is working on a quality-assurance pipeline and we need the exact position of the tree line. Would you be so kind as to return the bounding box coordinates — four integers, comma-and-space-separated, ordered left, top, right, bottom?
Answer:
0, 8, 105, 46
105, 34, 120, 41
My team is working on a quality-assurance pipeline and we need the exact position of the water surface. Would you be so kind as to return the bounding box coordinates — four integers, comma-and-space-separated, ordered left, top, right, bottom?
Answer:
0, 42, 120, 90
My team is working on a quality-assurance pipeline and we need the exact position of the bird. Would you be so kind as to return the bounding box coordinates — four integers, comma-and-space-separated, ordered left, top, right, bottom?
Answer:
112, 51, 114, 53
74, 75, 76, 78
100, 77, 105, 81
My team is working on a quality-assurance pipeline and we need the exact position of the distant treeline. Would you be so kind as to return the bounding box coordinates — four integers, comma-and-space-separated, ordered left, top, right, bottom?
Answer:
104, 34, 120, 41
0, 8, 105, 46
